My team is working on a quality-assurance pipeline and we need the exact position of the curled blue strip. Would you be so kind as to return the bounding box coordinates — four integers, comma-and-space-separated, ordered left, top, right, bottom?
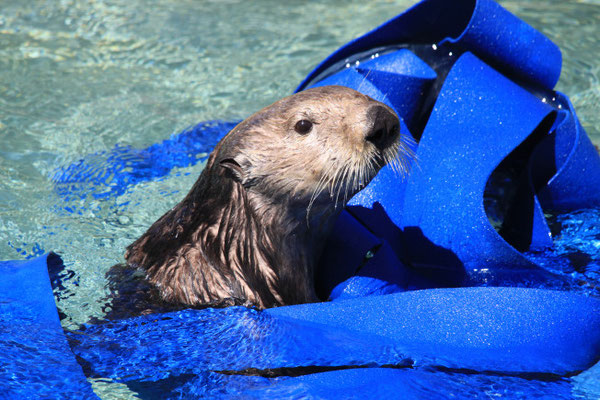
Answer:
53, 120, 239, 201
304, 3, 599, 290
308, 49, 437, 129
297, 0, 561, 91
538, 95, 600, 212
399, 52, 556, 282
0, 254, 97, 399
342, 52, 566, 287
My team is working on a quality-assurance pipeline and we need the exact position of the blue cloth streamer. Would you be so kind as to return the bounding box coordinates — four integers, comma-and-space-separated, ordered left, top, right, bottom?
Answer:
0, 253, 97, 399
538, 95, 600, 212
53, 120, 239, 202
240, 368, 573, 399
67, 306, 408, 383
267, 287, 600, 375
297, 0, 561, 91
398, 52, 555, 283
308, 0, 600, 293
4, 0, 600, 398
309, 49, 437, 129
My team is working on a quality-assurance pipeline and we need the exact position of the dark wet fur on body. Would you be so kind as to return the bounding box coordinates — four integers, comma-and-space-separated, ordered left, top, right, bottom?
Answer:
112, 86, 411, 312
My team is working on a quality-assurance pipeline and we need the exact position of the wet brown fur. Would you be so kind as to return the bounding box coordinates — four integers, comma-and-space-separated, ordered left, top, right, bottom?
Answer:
123, 85, 411, 309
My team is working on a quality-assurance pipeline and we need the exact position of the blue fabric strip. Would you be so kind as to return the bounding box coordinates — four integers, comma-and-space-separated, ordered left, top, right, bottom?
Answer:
0, 254, 98, 399
5, 0, 600, 398
399, 52, 555, 281
296, 0, 561, 91
240, 368, 573, 399
267, 287, 600, 375
67, 287, 600, 380
53, 120, 239, 201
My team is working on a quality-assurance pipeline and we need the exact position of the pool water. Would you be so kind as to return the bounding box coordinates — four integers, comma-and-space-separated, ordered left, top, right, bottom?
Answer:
1, 0, 599, 398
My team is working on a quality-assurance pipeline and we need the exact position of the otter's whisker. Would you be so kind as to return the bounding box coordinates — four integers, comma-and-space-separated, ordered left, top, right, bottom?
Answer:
339, 163, 354, 206
328, 163, 344, 199
309, 167, 333, 205
389, 138, 415, 177
311, 163, 333, 201
332, 164, 346, 208
307, 163, 336, 222
342, 167, 354, 204
353, 157, 365, 192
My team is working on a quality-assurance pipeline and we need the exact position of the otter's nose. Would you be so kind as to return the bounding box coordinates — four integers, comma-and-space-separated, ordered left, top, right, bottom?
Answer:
365, 104, 400, 149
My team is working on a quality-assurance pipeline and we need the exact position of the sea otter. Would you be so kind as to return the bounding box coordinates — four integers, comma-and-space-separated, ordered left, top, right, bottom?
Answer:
123, 85, 412, 309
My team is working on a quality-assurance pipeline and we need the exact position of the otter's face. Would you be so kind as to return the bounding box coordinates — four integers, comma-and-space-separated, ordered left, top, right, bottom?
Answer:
217, 85, 412, 211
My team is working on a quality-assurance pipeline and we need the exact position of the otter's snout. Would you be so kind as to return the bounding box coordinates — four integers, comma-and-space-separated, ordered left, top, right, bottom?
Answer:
365, 104, 400, 150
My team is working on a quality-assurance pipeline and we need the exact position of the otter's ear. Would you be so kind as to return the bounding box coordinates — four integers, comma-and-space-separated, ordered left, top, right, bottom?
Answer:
219, 156, 247, 183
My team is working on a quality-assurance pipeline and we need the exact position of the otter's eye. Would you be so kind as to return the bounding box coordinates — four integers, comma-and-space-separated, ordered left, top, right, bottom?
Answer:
294, 119, 313, 134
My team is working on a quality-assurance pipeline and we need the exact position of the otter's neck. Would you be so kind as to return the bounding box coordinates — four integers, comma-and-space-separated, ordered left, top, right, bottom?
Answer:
125, 164, 339, 308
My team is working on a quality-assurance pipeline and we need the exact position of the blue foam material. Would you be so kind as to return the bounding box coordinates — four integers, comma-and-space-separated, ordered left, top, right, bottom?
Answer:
328, 241, 407, 300
0, 253, 98, 399
309, 49, 437, 129
4, 0, 600, 397
398, 52, 555, 282
53, 120, 239, 202
327, 51, 567, 288
268, 287, 600, 375
304, 0, 600, 292
67, 290, 600, 382
65, 289, 595, 393
538, 95, 600, 212
297, 0, 561, 91
315, 210, 384, 299
243, 369, 428, 399
67, 306, 408, 383
240, 368, 573, 399
67, 304, 577, 398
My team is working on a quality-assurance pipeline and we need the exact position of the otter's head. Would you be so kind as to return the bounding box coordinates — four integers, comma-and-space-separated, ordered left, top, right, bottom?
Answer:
214, 85, 412, 216
125, 86, 415, 308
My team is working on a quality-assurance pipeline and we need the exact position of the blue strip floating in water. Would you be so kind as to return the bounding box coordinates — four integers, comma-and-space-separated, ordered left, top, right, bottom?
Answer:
0, 253, 98, 399
53, 120, 239, 201
240, 368, 573, 399
67, 306, 408, 383
66, 289, 599, 386
0, 253, 61, 326
6, 0, 600, 397
268, 287, 600, 375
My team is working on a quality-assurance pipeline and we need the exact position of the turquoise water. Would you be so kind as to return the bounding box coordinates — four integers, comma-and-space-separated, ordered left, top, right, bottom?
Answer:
1, 0, 599, 398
